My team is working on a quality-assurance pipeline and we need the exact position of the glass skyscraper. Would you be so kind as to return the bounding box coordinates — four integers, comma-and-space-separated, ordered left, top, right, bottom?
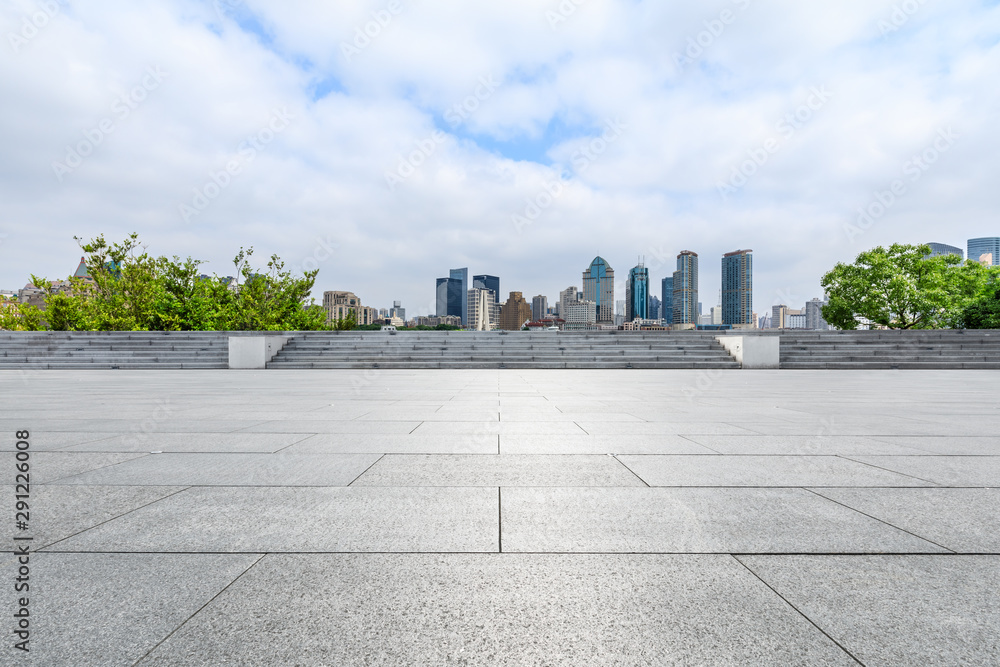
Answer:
625, 263, 649, 322
968, 238, 1000, 266
672, 251, 698, 325
721, 249, 753, 326
436, 277, 463, 319
661, 276, 673, 324
582, 257, 615, 323
473, 275, 500, 303
450, 268, 468, 325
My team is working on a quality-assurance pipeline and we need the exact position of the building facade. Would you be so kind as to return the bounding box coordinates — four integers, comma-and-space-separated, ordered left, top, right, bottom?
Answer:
721, 249, 753, 327
467, 288, 496, 331
968, 238, 1000, 266
805, 298, 830, 330
672, 251, 699, 326
436, 277, 463, 319
449, 268, 468, 325
531, 295, 548, 322
324, 291, 377, 326
558, 286, 578, 318
926, 243, 964, 260
564, 300, 597, 331
497, 292, 532, 330
625, 263, 649, 322
582, 257, 615, 323
661, 277, 673, 325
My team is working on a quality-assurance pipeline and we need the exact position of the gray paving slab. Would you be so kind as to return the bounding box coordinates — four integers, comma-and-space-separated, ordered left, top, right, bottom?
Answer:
812, 488, 1000, 553
0, 431, 118, 451
869, 436, 1000, 455
29, 452, 150, 483
576, 422, 759, 435
501, 488, 946, 553
47, 487, 499, 553
237, 420, 422, 434
847, 455, 1000, 486
285, 433, 499, 454
59, 432, 312, 453
352, 454, 645, 487
0, 419, 269, 433
680, 434, 929, 456
412, 421, 588, 435
741, 555, 1000, 666
500, 434, 717, 455
0, 553, 259, 667
1, 484, 186, 550
136, 554, 856, 666
617, 455, 934, 487
51, 453, 381, 486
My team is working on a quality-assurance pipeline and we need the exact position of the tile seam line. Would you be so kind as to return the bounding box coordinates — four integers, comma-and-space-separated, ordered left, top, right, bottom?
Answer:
33, 550, 984, 556
676, 433, 725, 454
40, 452, 155, 484
731, 554, 867, 667
347, 454, 386, 486
834, 454, 944, 486
803, 488, 957, 554
611, 456, 651, 487
36, 485, 194, 551
132, 552, 267, 666
271, 433, 318, 453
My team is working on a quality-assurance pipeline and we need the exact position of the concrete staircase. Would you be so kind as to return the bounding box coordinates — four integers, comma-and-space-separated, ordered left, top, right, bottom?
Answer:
778, 330, 1000, 369
0, 331, 231, 369
266, 331, 741, 369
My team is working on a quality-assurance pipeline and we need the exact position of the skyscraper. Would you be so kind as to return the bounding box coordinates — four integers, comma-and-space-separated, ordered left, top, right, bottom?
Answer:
672, 251, 698, 326
436, 277, 463, 319
649, 295, 661, 320
467, 288, 495, 331
473, 275, 500, 300
582, 257, 615, 323
531, 295, 548, 322
968, 238, 1000, 266
498, 292, 532, 330
450, 268, 468, 325
805, 298, 829, 330
926, 243, 964, 260
625, 262, 649, 322
721, 249, 753, 327
661, 276, 673, 325
558, 286, 578, 318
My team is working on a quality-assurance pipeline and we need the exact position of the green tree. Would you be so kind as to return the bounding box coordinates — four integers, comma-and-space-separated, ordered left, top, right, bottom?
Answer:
821, 244, 999, 330
962, 290, 1000, 329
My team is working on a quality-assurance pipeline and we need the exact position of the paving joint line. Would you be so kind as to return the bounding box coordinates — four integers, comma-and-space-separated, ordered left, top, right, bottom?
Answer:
346, 454, 386, 486
731, 555, 867, 666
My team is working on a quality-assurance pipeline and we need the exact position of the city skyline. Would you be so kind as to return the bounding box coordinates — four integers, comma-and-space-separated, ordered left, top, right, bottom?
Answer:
1, 3, 998, 323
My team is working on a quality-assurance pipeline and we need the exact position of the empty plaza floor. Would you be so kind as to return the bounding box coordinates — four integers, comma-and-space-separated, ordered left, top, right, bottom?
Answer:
2, 368, 999, 665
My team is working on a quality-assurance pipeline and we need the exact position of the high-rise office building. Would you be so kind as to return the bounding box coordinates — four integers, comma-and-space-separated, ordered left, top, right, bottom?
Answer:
625, 263, 649, 322
649, 296, 661, 320
672, 251, 699, 326
926, 243, 964, 260
436, 277, 463, 319
391, 300, 405, 322
564, 300, 597, 330
968, 238, 1000, 266
721, 249, 753, 327
473, 275, 500, 301
558, 286, 578, 318
498, 292, 532, 330
531, 295, 548, 322
582, 257, 615, 323
467, 288, 495, 331
450, 268, 468, 325
805, 298, 830, 330
661, 277, 673, 325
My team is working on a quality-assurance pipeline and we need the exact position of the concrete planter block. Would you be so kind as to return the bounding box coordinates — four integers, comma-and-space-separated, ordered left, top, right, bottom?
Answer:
229, 336, 290, 369
716, 335, 779, 369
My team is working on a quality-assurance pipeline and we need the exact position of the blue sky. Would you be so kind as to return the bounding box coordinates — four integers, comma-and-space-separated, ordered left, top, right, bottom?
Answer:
1, 0, 999, 317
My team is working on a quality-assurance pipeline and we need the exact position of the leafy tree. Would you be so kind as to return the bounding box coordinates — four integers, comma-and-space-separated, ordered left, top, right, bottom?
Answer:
962, 290, 1000, 329
4, 234, 330, 332
821, 244, 999, 330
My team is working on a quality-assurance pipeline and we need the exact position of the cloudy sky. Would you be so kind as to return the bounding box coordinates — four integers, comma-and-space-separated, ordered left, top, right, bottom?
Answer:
2, 0, 998, 317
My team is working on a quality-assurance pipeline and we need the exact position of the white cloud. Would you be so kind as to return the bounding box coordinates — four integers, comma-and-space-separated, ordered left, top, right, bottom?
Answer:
1, 0, 998, 316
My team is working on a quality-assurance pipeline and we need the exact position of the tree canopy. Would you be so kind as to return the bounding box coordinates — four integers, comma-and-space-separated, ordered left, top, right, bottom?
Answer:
821, 243, 1000, 330
1, 233, 333, 331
